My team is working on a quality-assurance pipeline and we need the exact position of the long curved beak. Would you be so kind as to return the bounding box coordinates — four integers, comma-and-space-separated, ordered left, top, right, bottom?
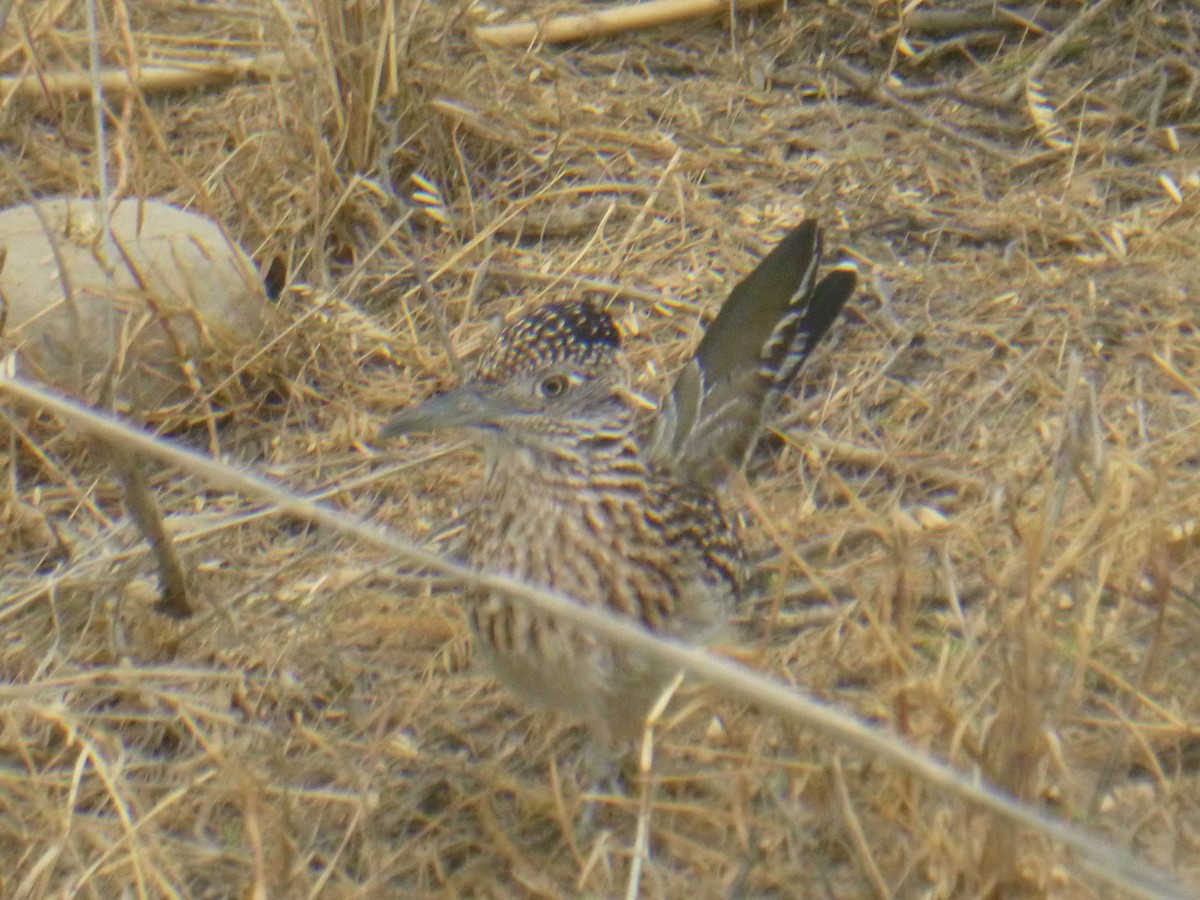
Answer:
377, 387, 515, 440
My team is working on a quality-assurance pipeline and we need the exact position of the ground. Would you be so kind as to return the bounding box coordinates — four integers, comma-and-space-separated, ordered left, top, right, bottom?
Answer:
1, 1, 1198, 897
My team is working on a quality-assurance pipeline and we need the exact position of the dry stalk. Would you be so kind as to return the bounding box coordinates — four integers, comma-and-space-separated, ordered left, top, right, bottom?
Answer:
475, 0, 778, 49
0, 52, 291, 100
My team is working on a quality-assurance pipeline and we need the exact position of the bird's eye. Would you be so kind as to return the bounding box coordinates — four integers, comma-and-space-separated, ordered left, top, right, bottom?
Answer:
539, 374, 571, 398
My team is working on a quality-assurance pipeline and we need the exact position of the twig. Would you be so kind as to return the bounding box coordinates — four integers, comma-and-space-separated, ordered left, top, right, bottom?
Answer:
832, 754, 889, 899
1001, 0, 1123, 103
892, 4, 1070, 39
823, 58, 1015, 161
626, 674, 681, 900
475, 0, 778, 49
400, 217, 467, 383
110, 447, 193, 619
0, 52, 290, 100
471, 265, 666, 308
798, 430, 988, 497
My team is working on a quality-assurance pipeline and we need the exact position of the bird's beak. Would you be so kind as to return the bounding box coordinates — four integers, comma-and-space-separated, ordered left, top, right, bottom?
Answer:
377, 387, 516, 440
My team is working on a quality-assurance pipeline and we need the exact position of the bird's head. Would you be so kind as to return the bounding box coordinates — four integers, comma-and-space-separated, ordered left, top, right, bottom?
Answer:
379, 301, 637, 454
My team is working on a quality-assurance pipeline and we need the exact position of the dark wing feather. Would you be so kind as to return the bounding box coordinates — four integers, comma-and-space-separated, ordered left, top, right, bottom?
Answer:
695, 220, 821, 386
759, 263, 857, 411
649, 220, 856, 485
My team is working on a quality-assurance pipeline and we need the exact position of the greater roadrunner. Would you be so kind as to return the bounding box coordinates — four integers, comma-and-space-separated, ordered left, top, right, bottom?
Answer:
380, 220, 856, 744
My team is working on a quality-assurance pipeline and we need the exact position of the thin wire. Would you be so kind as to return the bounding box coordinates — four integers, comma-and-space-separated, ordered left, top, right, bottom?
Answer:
85, 0, 117, 372
85, 0, 111, 233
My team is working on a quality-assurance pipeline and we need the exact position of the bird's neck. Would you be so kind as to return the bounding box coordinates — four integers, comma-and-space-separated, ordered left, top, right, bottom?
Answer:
480, 422, 649, 500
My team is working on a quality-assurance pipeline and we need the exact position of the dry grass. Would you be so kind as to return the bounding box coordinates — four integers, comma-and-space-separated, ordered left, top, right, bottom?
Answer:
2, 0, 1199, 896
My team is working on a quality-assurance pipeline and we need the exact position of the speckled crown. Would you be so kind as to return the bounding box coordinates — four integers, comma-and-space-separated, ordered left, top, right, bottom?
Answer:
475, 301, 622, 381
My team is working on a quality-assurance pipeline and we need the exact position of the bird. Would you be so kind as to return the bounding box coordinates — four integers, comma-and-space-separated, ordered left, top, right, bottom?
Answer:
379, 220, 857, 747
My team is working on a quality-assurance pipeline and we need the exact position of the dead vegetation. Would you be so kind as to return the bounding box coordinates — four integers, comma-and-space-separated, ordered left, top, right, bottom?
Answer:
1, 0, 1198, 896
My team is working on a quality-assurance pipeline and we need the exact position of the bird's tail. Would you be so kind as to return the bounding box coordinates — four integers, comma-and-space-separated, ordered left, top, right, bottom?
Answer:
649, 220, 857, 485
